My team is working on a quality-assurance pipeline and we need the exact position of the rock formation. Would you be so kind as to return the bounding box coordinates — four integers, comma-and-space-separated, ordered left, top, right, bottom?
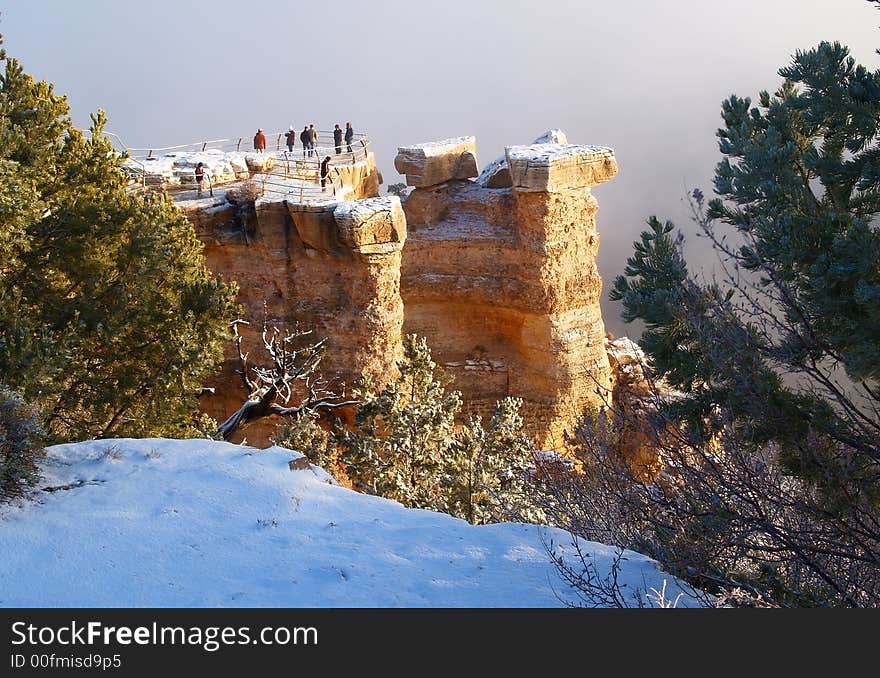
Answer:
605, 336, 693, 481
397, 137, 618, 449
176, 129, 620, 450
179, 151, 399, 445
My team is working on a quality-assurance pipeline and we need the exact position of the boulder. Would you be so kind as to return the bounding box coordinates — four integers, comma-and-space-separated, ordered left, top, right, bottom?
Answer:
476, 129, 568, 189
245, 153, 275, 173
505, 144, 618, 192
288, 456, 311, 471
333, 196, 407, 253
476, 156, 512, 189
394, 137, 478, 188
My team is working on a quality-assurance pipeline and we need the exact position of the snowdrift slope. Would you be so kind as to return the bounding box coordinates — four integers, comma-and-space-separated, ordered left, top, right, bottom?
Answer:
0, 439, 702, 607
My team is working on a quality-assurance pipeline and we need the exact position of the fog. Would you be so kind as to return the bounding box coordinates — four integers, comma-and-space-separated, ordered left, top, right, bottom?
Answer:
3, 0, 878, 337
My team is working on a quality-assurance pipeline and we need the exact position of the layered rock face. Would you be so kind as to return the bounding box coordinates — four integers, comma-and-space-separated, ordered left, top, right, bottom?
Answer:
182, 180, 402, 445
397, 138, 618, 448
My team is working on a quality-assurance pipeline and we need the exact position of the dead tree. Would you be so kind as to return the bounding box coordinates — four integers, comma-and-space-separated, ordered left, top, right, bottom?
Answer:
216, 319, 358, 440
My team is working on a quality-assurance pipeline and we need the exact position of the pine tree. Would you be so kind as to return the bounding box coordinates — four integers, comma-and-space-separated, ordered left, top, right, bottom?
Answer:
335, 335, 461, 508
272, 413, 333, 471
328, 335, 537, 523
443, 397, 537, 524
601, 39, 880, 605
611, 41, 880, 463
0, 36, 237, 441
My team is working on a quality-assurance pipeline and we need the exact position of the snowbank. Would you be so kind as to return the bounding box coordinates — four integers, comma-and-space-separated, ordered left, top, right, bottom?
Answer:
0, 438, 703, 607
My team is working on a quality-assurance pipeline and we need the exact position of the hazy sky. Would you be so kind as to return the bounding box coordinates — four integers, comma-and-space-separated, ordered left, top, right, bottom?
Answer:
3, 0, 878, 337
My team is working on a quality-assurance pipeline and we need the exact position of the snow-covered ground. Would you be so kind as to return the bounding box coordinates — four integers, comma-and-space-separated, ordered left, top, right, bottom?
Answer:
125, 149, 253, 187
0, 439, 703, 608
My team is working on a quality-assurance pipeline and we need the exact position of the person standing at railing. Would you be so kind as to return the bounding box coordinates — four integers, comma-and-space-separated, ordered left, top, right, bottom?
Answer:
285, 126, 297, 154
333, 124, 343, 155
300, 126, 310, 157
308, 125, 319, 157
345, 122, 355, 153
320, 156, 332, 191
254, 128, 267, 154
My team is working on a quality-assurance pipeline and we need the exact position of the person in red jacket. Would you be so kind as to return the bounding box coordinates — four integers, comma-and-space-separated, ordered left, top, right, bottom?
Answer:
253, 128, 267, 153
194, 162, 205, 196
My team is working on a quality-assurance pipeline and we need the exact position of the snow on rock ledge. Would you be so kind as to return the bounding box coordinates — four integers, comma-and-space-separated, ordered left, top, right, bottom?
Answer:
505, 143, 618, 192
476, 129, 569, 189
127, 150, 251, 188
333, 196, 407, 253
394, 136, 479, 188
476, 155, 511, 189
533, 129, 569, 145
606, 336, 647, 370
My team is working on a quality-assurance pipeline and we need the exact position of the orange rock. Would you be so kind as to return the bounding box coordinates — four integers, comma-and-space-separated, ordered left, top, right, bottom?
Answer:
182, 135, 620, 451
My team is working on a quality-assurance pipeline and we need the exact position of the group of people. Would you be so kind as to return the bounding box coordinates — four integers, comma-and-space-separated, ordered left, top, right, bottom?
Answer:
193, 123, 356, 197
251, 123, 355, 157
250, 123, 356, 192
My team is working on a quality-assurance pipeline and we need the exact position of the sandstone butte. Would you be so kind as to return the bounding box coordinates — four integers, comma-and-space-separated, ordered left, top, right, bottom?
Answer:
164, 129, 638, 450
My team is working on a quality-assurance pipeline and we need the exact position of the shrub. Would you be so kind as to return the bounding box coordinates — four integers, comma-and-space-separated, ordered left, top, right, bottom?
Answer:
0, 385, 45, 502
329, 335, 538, 524
272, 414, 334, 472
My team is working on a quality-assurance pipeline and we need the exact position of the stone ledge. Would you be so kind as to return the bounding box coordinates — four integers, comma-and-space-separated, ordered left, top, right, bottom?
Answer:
505, 144, 618, 192
333, 196, 407, 252
394, 137, 479, 188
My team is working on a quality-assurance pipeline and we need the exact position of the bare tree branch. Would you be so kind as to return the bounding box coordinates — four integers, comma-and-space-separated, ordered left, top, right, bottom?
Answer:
215, 316, 358, 440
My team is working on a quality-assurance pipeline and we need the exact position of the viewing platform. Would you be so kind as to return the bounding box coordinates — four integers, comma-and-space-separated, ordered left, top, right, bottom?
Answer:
114, 129, 378, 207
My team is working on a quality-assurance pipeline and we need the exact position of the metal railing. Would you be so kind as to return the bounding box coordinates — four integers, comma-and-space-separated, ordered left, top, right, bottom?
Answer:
124, 130, 370, 165
258, 164, 348, 203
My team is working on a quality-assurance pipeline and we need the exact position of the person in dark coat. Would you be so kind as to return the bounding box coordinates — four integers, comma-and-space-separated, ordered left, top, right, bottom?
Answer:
333, 124, 343, 155
285, 126, 297, 153
320, 156, 331, 191
300, 126, 310, 157
253, 128, 267, 153
344, 122, 354, 153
